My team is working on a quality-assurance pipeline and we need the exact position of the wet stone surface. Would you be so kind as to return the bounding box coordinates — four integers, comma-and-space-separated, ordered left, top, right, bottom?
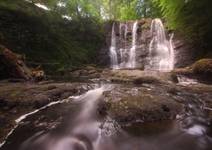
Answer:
0, 71, 212, 150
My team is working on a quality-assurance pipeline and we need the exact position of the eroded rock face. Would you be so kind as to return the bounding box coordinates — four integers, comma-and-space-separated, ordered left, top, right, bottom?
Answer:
173, 33, 197, 68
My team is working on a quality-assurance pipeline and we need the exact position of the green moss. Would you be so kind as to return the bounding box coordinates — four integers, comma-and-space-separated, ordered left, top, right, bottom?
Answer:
192, 59, 212, 75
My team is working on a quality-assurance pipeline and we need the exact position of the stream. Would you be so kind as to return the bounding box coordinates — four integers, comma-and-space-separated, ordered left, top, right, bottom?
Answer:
0, 81, 212, 150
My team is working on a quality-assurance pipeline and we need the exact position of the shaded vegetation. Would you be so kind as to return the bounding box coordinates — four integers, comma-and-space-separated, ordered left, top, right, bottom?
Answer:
0, 0, 104, 74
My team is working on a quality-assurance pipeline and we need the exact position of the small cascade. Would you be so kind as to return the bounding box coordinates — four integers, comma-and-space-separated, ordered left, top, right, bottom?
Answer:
109, 23, 119, 69
119, 23, 128, 68
127, 21, 138, 68
109, 21, 138, 69
15, 86, 111, 150
169, 33, 175, 70
148, 18, 175, 71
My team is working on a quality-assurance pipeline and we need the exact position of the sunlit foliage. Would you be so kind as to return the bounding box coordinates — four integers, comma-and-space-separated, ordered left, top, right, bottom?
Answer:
153, 0, 212, 55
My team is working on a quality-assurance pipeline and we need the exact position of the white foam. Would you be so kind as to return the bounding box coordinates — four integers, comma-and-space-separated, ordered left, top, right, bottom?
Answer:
0, 95, 80, 148
177, 76, 198, 86
186, 125, 206, 136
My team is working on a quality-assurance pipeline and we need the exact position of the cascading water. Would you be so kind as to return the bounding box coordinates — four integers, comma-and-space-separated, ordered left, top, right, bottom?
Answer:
109, 21, 138, 69
119, 23, 128, 68
127, 21, 138, 68
6, 86, 110, 150
169, 33, 175, 70
109, 19, 174, 71
148, 18, 175, 71
109, 23, 119, 69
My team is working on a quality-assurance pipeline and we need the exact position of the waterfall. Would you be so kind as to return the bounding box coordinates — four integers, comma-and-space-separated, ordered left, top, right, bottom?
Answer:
119, 23, 128, 68
109, 19, 174, 71
148, 18, 175, 71
109, 21, 138, 69
169, 33, 175, 70
127, 21, 138, 68
109, 23, 119, 69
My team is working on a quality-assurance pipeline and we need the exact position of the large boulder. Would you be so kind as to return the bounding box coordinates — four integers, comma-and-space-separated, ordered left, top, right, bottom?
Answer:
192, 59, 212, 75
102, 85, 183, 125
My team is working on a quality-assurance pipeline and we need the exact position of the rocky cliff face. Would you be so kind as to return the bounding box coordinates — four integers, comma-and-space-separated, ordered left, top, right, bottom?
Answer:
173, 33, 197, 68
99, 19, 196, 69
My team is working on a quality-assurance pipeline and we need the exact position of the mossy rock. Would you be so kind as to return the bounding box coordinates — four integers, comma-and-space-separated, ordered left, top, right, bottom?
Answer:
106, 92, 182, 124
192, 59, 212, 75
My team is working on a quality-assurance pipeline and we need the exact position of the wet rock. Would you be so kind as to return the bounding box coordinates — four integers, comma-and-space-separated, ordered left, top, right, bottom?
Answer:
69, 66, 103, 80
103, 69, 177, 84
161, 104, 170, 112
103, 85, 183, 125
47, 85, 57, 90
169, 73, 179, 83
0, 116, 7, 125
173, 34, 197, 68
133, 76, 161, 84
33, 94, 50, 108
0, 98, 8, 107
0, 81, 91, 142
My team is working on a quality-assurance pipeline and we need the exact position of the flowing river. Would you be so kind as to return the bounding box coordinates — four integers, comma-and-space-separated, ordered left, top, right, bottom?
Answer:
1, 81, 212, 150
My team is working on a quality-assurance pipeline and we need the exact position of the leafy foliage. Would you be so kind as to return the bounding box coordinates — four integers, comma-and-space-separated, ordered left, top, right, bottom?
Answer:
0, 0, 104, 73
153, 0, 212, 55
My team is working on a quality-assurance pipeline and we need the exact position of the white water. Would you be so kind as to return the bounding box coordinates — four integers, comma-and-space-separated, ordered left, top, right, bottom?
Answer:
148, 18, 175, 71
0, 94, 81, 148
109, 19, 175, 71
119, 23, 128, 68
186, 125, 206, 136
127, 21, 138, 68
109, 21, 138, 69
177, 75, 198, 85
0, 86, 110, 149
17, 86, 111, 150
109, 23, 119, 69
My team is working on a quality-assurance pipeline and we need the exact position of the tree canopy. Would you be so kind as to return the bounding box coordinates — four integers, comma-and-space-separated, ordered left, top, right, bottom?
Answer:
21, 0, 160, 21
